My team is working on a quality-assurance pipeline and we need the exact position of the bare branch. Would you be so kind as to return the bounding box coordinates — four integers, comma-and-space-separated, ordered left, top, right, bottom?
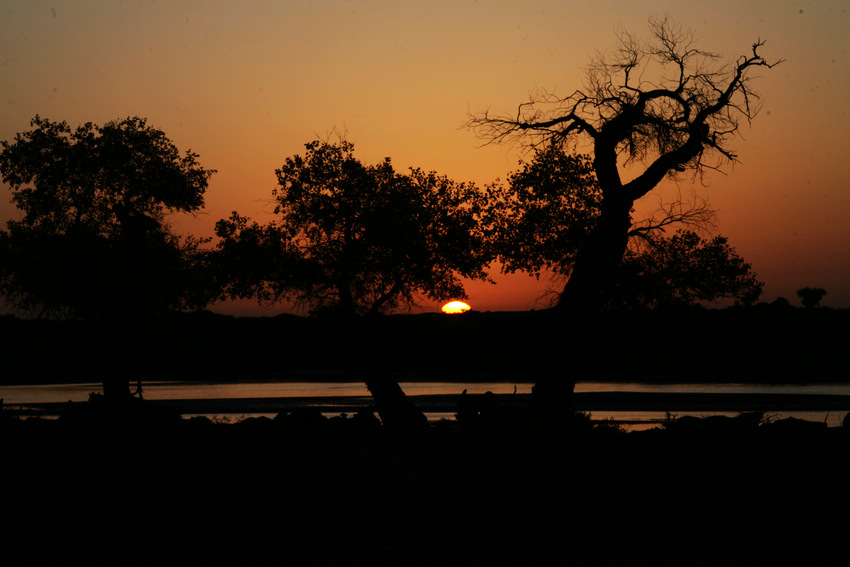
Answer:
628, 191, 716, 251
468, 16, 781, 201
469, 18, 779, 311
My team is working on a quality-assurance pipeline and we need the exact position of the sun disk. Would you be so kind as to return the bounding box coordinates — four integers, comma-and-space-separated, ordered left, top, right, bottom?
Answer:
441, 301, 471, 314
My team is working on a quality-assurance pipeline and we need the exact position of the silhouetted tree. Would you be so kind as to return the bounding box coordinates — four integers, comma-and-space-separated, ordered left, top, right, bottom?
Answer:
490, 143, 763, 420
609, 230, 763, 308
470, 17, 780, 420
469, 16, 781, 314
797, 287, 827, 310
213, 138, 492, 426
210, 212, 303, 305
0, 116, 215, 399
214, 138, 492, 315
492, 142, 719, 289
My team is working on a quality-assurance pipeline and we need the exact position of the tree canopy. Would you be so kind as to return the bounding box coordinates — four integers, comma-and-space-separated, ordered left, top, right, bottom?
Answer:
0, 116, 215, 319
491, 144, 601, 277
797, 287, 827, 309
610, 230, 763, 308
469, 17, 780, 312
214, 139, 493, 315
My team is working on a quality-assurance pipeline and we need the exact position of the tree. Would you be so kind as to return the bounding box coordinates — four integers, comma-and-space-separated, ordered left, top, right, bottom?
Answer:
213, 138, 493, 426
491, 142, 759, 309
214, 138, 493, 316
469, 17, 781, 314
210, 212, 303, 306
492, 142, 716, 282
470, 18, 780, 419
609, 230, 764, 309
797, 287, 827, 310
0, 116, 215, 399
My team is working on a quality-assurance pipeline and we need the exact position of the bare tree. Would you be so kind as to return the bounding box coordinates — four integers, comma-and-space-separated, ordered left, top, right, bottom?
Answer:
469, 16, 781, 314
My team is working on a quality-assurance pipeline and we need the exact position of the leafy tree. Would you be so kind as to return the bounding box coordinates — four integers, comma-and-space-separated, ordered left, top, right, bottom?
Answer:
0, 116, 215, 398
609, 230, 764, 309
469, 17, 780, 313
210, 212, 302, 305
797, 287, 827, 309
213, 138, 493, 426
214, 139, 493, 316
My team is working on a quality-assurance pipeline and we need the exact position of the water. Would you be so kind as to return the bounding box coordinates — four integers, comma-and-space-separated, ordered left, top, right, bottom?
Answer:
3, 380, 850, 428
0, 381, 533, 405
576, 381, 850, 428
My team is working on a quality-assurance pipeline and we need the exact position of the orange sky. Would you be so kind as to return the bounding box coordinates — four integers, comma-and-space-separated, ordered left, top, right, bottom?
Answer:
2, 1, 849, 314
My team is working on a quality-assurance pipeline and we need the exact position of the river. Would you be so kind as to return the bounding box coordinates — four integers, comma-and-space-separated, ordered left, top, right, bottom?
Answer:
3, 380, 850, 429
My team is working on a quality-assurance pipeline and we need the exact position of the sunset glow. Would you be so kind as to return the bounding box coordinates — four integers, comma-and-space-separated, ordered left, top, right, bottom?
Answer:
2, 1, 849, 312
442, 301, 472, 314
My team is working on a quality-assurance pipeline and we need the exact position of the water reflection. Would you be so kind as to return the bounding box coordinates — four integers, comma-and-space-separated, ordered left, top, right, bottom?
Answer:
3, 381, 849, 428
575, 382, 850, 396
0, 381, 536, 405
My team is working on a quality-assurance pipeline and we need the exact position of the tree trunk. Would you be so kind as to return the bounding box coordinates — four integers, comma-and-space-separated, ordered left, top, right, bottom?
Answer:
102, 375, 131, 400
364, 373, 428, 428
98, 315, 145, 403
88, 319, 132, 403
557, 198, 633, 314
531, 198, 633, 426
343, 316, 428, 428
530, 374, 578, 427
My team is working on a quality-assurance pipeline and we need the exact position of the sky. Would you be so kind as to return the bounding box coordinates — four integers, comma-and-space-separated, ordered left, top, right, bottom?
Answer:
2, 0, 849, 314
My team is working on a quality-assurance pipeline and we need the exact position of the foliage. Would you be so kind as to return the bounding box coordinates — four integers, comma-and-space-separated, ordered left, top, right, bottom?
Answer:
491, 144, 600, 276
210, 213, 302, 304
214, 139, 493, 315
0, 116, 215, 319
796, 287, 827, 309
609, 230, 764, 308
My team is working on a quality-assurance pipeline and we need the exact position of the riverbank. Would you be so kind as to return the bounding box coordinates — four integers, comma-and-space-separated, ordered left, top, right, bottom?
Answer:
3, 420, 849, 564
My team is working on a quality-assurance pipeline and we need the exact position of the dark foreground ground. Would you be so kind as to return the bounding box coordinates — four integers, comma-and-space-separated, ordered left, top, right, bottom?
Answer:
3, 419, 849, 566
3, 305, 849, 564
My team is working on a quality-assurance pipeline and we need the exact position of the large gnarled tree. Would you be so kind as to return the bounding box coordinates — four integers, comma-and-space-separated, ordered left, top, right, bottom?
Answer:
490, 143, 762, 309
470, 17, 781, 313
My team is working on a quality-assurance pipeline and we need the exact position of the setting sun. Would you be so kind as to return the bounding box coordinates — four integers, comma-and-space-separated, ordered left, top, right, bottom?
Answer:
441, 301, 471, 314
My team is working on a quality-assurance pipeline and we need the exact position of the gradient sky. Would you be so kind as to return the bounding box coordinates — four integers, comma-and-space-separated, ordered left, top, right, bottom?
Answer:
2, 0, 848, 314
